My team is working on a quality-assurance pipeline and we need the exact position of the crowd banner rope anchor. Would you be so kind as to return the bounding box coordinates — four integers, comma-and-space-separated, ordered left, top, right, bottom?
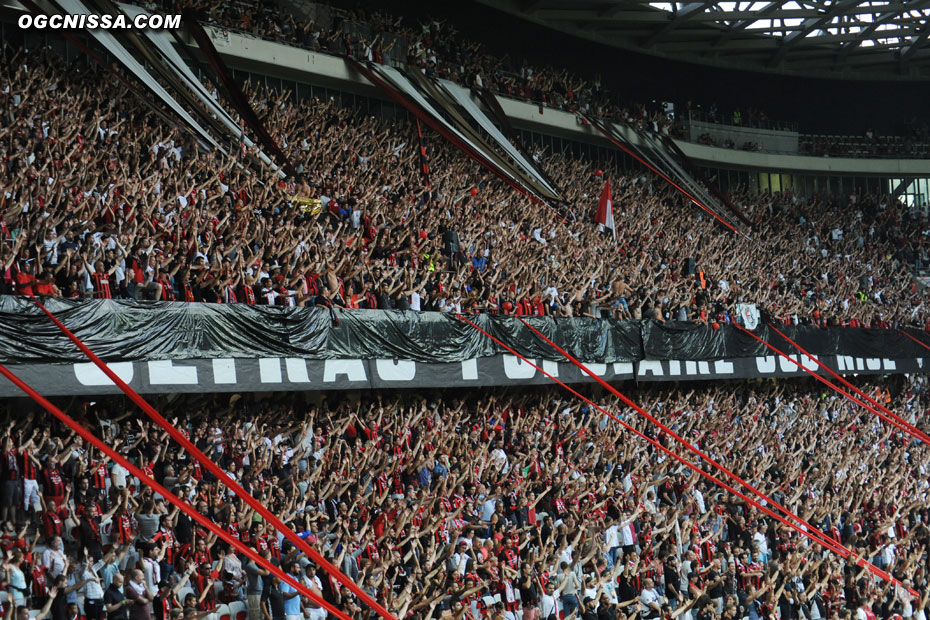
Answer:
0, 362, 355, 620
26, 294, 401, 620
455, 314, 915, 594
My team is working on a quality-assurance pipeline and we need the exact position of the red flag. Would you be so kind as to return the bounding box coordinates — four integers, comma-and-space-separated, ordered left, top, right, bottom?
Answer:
594, 178, 615, 240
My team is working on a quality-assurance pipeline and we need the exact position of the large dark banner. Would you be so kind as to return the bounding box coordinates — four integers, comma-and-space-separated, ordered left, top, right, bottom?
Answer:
0, 297, 925, 395
0, 354, 920, 397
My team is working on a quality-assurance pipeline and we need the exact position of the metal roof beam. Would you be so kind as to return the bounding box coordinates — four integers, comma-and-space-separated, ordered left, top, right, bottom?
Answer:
901, 19, 930, 59
692, 7, 819, 20
710, 1, 785, 47
768, 0, 861, 65
837, 0, 930, 58
642, 1, 713, 46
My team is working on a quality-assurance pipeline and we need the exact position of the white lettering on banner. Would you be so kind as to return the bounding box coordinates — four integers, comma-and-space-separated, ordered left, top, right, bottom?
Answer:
837, 356, 855, 371
323, 359, 367, 382
883, 359, 896, 370
865, 358, 881, 370
258, 358, 282, 383
285, 359, 311, 383
756, 356, 777, 373
375, 359, 416, 381
541, 359, 559, 377
613, 361, 634, 375
503, 355, 536, 379
586, 363, 607, 376
800, 354, 819, 372
461, 359, 479, 380
212, 359, 236, 384
74, 362, 134, 386
714, 360, 735, 374
919, 359, 925, 369
668, 360, 682, 376
856, 358, 865, 371
685, 361, 711, 375
779, 354, 800, 373
638, 360, 663, 376
148, 360, 198, 385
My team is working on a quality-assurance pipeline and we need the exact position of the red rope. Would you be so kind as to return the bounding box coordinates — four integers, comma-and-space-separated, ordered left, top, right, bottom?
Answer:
452, 315, 852, 555
766, 322, 930, 445
507, 315, 911, 592
0, 362, 354, 620
900, 328, 930, 354
27, 296, 399, 620
733, 322, 929, 443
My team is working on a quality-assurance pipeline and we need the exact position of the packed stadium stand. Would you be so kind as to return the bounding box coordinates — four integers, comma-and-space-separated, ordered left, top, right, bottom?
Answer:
1, 2, 930, 620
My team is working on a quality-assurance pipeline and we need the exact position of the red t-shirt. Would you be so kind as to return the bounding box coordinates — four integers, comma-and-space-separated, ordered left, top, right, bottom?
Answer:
15, 272, 36, 296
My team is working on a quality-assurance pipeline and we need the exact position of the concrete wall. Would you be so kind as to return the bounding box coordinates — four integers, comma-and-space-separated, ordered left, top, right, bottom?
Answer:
199, 27, 930, 177
688, 120, 799, 154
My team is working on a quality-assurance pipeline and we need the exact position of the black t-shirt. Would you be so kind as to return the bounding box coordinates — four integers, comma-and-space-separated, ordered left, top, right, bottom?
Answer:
519, 578, 539, 605
264, 584, 285, 620
51, 591, 68, 620
707, 570, 723, 598
104, 586, 128, 620
664, 564, 680, 598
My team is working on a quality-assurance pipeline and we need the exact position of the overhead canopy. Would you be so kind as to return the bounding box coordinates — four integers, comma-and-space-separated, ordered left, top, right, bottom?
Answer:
478, 0, 930, 79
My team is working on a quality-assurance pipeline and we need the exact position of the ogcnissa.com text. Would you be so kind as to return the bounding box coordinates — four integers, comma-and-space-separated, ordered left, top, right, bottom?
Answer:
18, 13, 181, 29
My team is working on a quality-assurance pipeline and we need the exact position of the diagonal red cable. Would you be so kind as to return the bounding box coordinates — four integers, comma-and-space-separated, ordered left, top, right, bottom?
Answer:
582, 114, 746, 238
900, 329, 930, 355
27, 295, 399, 620
455, 314, 910, 589
732, 322, 928, 443
453, 314, 855, 558
766, 322, 930, 445
508, 315, 910, 591
0, 362, 354, 620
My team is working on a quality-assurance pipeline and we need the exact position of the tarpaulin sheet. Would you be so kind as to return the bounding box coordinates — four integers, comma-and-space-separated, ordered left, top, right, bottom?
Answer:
0, 297, 923, 366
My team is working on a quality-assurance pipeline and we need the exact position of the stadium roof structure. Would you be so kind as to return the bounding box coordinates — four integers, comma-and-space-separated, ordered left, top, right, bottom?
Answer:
476, 0, 930, 79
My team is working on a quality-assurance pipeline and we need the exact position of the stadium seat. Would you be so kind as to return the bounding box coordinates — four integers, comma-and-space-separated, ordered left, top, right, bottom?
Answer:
229, 600, 247, 620
216, 604, 231, 620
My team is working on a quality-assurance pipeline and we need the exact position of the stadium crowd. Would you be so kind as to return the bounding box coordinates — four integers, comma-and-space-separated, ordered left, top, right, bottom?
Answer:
1, 44, 928, 328
1, 7, 930, 620
159, 0, 669, 132
0, 378, 929, 620
155, 0, 930, 154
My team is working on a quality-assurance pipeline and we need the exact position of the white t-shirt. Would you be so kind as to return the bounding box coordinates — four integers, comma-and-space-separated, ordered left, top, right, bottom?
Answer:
604, 524, 619, 549
110, 463, 129, 489
540, 593, 558, 618
620, 520, 636, 547
480, 499, 497, 522
640, 588, 661, 615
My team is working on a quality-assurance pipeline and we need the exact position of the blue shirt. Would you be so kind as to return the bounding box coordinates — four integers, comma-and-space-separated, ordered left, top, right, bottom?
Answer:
281, 580, 301, 615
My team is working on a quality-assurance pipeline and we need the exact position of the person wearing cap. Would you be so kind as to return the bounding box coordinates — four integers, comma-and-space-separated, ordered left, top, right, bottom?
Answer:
300, 564, 325, 620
